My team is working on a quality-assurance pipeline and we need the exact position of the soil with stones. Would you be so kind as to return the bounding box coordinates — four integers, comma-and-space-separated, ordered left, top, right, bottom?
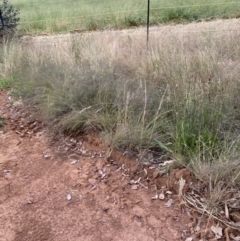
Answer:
0, 90, 198, 241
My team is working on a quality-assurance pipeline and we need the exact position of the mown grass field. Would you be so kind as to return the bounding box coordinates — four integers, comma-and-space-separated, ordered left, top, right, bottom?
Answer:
9, 0, 240, 34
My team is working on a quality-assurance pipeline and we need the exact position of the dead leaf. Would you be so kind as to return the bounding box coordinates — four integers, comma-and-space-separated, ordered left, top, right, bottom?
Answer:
178, 177, 186, 198
138, 182, 148, 189
130, 180, 135, 184
91, 184, 98, 190
194, 225, 200, 232
211, 225, 223, 239
137, 177, 141, 183
185, 238, 193, 241
231, 211, 240, 222
165, 199, 173, 207
16, 140, 21, 146
152, 170, 159, 179
70, 138, 77, 143
130, 177, 141, 184
225, 203, 229, 219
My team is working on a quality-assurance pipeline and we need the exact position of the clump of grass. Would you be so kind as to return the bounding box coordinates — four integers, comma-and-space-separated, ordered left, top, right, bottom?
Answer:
0, 77, 12, 89
182, 138, 240, 227
0, 117, 5, 126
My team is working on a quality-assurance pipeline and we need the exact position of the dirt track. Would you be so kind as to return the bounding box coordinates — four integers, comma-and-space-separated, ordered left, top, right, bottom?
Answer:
22, 18, 240, 47
0, 91, 194, 240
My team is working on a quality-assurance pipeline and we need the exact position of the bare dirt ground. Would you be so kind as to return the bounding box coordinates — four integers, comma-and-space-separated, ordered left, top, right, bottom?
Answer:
0, 91, 195, 240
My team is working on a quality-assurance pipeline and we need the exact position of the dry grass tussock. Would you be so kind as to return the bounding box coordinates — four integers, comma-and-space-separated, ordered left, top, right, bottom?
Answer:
1, 22, 240, 225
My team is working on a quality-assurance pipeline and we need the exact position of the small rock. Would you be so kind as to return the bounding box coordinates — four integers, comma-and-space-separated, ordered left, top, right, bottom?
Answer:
67, 194, 72, 201
151, 195, 158, 200
44, 154, 51, 159
159, 193, 165, 200
131, 185, 138, 190
71, 159, 78, 165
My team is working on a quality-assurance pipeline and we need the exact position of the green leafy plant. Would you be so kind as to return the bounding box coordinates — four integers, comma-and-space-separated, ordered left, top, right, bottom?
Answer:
0, 0, 20, 40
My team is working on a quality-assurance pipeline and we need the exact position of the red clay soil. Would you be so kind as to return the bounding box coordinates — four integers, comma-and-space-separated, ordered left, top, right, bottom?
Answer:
0, 90, 195, 241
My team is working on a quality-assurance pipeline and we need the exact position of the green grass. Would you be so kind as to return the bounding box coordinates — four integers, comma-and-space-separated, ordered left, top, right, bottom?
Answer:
8, 0, 240, 34
0, 77, 12, 89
